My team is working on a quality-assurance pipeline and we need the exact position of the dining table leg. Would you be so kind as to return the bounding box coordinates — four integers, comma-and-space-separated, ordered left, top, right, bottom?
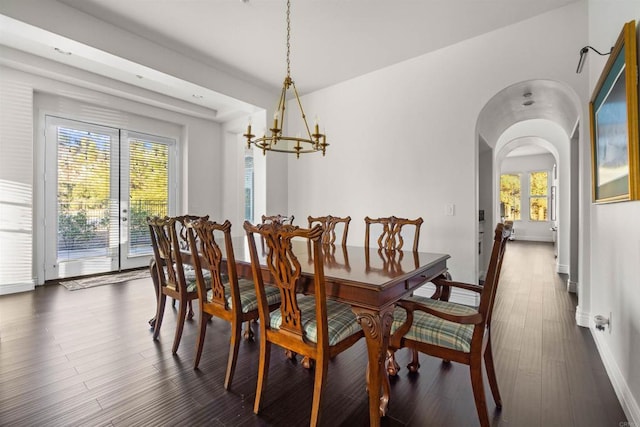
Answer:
353, 305, 395, 426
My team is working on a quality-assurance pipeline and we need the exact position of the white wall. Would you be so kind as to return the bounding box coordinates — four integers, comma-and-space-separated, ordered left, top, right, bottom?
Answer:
586, 2, 640, 425
287, 2, 587, 284
479, 147, 494, 276
0, 66, 33, 294
500, 153, 556, 242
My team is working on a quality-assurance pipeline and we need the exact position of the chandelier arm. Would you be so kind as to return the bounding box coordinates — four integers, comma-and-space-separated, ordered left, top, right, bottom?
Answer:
290, 81, 313, 139
273, 80, 288, 135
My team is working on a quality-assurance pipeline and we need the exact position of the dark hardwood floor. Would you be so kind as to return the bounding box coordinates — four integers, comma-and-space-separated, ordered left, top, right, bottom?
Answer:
0, 241, 627, 426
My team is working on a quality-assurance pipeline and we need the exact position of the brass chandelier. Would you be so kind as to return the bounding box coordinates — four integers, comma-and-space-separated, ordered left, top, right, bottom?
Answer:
244, 0, 327, 158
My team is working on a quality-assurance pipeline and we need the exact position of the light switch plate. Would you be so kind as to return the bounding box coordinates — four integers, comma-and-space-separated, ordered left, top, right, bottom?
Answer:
445, 203, 455, 216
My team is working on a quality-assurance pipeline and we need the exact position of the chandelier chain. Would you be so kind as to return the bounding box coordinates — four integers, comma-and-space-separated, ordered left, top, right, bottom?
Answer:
286, 0, 291, 78
243, 0, 327, 158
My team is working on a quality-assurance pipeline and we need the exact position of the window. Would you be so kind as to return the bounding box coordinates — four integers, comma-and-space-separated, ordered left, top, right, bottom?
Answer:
244, 148, 254, 221
529, 171, 548, 221
500, 174, 521, 221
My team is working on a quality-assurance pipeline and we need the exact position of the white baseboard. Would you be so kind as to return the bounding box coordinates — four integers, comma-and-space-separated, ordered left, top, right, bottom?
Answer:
575, 305, 590, 327
413, 283, 479, 307
449, 288, 479, 306
567, 280, 578, 293
0, 280, 35, 295
556, 263, 569, 274
591, 326, 640, 427
513, 235, 554, 243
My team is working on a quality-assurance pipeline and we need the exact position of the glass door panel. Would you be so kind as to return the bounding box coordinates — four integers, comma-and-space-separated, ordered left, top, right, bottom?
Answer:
45, 117, 119, 279
120, 131, 174, 269
45, 117, 175, 279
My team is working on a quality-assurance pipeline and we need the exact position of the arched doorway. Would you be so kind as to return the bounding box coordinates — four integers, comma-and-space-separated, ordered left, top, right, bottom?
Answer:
477, 79, 581, 296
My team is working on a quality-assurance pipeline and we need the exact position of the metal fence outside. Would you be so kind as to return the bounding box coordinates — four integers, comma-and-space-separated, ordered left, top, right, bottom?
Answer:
57, 200, 167, 259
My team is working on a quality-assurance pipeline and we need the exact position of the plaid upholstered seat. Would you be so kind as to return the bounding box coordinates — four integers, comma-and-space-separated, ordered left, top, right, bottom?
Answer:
164, 264, 212, 292
392, 295, 478, 353
207, 279, 280, 314
269, 295, 360, 346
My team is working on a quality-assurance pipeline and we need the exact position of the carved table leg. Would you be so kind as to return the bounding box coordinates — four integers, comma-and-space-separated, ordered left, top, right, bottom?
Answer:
353, 305, 394, 426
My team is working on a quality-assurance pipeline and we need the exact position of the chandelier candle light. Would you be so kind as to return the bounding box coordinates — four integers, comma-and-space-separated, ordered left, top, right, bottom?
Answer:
244, 0, 327, 158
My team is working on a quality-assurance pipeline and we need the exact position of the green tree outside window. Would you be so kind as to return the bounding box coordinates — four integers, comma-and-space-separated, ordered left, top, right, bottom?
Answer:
529, 171, 548, 221
500, 174, 521, 221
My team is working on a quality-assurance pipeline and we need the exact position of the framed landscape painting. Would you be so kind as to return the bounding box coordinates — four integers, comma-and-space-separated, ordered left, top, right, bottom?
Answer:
589, 20, 639, 203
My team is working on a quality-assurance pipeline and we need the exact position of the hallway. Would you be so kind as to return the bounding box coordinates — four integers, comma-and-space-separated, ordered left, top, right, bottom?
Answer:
490, 240, 626, 426
0, 241, 627, 426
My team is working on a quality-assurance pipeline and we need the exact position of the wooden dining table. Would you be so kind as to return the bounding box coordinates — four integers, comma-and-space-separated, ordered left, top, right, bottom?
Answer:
151, 235, 450, 426
234, 236, 449, 426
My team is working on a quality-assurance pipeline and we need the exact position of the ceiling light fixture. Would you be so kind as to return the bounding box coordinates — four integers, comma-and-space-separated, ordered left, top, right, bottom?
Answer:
576, 45, 613, 73
244, 0, 327, 158
522, 92, 534, 106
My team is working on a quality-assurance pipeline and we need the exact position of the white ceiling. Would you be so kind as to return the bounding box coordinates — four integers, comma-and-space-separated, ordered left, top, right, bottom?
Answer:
0, 0, 581, 145
52, 0, 578, 94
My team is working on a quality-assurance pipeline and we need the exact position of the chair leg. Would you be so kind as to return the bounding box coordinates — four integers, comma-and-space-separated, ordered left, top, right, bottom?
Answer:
193, 312, 210, 369
285, 349, 297, 361
484, 336, 502, 408
172, 299, 188, 354
243, 320, 254, 341
153, 294, 167, 340
302, 356, 314, 369
407, 349, 421, 372
149, 261, 160, 328
187, 300, 194, 320
310, 356, 328, 427
224, 319, 242, 390
470, 358, 490, 427
386, 349, 400, 376
253, 339, 271, 414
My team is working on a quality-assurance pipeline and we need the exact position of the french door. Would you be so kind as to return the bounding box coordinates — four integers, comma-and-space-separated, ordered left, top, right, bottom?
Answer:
44, 116, 176, 280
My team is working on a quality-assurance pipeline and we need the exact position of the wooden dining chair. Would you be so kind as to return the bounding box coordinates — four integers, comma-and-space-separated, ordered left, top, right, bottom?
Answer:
243, 221, 364, 427
364, 215, 423, 252
308, 215, 351, 246
364, 215, 423, 367
148, 215, 207, 354
185, 219, 281, 389
261, 214, 295, 225
387, 222, 512, 427
148, 215, 208, 328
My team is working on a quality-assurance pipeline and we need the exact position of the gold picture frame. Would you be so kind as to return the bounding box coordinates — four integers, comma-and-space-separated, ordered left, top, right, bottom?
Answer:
589, 20, 639, 203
